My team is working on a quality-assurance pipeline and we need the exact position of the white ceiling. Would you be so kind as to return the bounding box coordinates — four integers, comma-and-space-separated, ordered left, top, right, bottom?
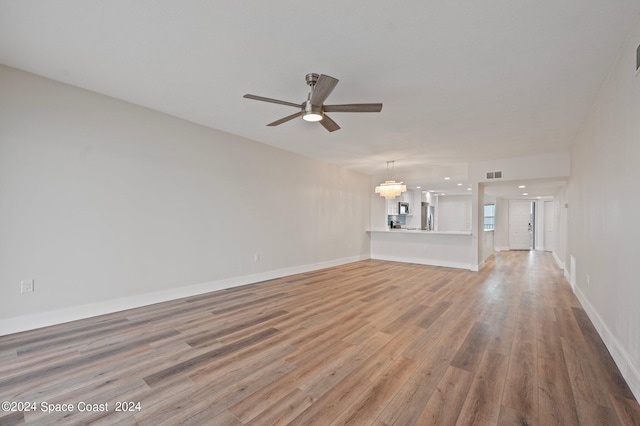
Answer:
1, 1, 639, 195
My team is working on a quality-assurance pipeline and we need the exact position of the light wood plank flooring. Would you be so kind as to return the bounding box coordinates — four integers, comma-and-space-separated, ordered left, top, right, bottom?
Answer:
1, 251, 639, 425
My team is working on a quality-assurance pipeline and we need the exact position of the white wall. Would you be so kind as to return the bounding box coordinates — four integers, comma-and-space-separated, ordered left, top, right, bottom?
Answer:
370, 180, 387, 227
554, 186, 568, 270
471, 183, 482, 267
0, 66, 371, 332
482, 231, 494, 263
568, 21, 640, 399
493, 198, 510, 251
470, 152, 570, 183
437, 195, 472, 231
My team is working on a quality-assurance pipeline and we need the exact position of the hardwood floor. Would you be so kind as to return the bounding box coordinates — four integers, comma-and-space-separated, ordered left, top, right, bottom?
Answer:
1, 251, 639, 425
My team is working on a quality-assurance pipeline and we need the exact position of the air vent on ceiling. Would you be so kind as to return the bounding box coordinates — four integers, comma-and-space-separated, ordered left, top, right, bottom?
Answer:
486, 170, 503, 180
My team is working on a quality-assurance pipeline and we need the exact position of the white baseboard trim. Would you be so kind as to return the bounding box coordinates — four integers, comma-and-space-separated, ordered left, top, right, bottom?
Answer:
370, 254, 477, 271
574, 286, 640, 401
0, 255, 369, 337
478, 253, 495, 271
494, 246, 510, 252
553, 251, 566, 270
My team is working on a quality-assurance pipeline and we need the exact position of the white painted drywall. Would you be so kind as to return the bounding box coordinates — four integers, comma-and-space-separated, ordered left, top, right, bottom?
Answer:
370, 180, 388, 227
482, 231, 494, 263
542, 200, 555, 252
493, 198, 510, 251
568, 21, 640, 399
0, 66, 371, 324
554, 185, 568, 269
437, 195, 472, 232
471, 182, 482, 268
469, 151, 570, 183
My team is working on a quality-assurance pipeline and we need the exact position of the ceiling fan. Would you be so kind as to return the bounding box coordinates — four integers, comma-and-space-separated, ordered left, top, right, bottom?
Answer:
243, 73, 382, 132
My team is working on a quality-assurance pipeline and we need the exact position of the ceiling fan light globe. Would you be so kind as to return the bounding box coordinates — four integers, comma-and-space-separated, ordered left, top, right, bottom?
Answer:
303, 112, 323, 122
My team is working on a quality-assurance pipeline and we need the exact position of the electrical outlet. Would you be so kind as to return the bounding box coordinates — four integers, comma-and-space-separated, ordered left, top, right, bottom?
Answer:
21, 279, 34, 293
253, 254, 260, 262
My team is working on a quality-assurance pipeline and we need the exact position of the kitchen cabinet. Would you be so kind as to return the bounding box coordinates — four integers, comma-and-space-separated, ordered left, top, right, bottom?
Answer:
385, 198, 399, 215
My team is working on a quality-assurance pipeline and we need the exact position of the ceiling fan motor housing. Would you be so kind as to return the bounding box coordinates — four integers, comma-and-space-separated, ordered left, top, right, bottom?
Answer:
305, 73, 320, 87
303, 101, 323, 121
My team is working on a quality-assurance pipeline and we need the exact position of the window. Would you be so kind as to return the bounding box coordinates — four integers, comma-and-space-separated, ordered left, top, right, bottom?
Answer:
484, 204, 495, 230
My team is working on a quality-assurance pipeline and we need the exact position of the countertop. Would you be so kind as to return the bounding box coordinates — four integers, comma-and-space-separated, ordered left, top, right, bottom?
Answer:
366, 228, 472, 236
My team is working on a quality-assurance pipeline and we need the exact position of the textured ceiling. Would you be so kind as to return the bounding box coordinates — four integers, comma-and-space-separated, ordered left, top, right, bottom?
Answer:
1, 0, 639, 195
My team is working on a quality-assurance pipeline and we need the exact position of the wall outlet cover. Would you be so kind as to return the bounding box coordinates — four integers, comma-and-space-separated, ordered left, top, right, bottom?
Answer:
21, 279, 34, 293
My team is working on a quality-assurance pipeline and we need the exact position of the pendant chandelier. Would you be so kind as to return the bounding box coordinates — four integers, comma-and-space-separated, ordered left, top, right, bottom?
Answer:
375, 161, 407, 199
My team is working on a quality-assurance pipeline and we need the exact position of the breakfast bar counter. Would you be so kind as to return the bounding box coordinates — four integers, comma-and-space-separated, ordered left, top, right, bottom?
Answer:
366, 228, 471, 236
367, 228, 477, 271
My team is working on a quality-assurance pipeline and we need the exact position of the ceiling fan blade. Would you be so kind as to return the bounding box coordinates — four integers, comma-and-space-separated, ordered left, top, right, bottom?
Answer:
323, 103, 383, 113
243, 94, 301, 109
309, 74, 339, 106
267, 111, 303, 126
319, 114, 340, 132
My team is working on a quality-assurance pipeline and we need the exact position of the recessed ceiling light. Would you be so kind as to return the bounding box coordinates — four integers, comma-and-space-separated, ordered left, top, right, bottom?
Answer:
537, 196, 541, 199
416, 186, 421, 189
444, 177, 450, 180
457, 183, 462, 186
523, 192, 529, 196
440, 193, 445, 195
518, 185, 526, 189
467, 188, 471, 191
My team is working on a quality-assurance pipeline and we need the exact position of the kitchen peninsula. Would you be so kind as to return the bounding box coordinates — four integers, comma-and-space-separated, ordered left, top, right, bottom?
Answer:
367, 228, 476, 271
368, 190, 479, 271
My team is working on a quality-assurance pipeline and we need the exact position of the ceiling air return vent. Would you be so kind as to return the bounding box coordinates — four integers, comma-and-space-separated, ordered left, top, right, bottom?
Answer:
486, 171, 503, 180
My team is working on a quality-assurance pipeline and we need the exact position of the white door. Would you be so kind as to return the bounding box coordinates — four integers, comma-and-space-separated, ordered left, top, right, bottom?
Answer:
509, 200, 532, 250
544, 201, 555, 252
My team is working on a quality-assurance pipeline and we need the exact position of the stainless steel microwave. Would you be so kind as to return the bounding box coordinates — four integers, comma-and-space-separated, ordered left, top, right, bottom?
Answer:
399, 202, 409, 215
